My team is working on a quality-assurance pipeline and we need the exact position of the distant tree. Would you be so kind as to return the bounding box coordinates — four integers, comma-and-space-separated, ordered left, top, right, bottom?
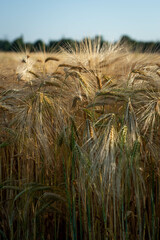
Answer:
25, 42, 34, 52
94, 35, 104, 41
34, 40, 45, 51
152, 42, 160, 53
0, 35, 160, 53
11, 36, 25, 51
59, 38, 76, 52
94, 35, 105, 48
120, 35, 140, 52
48, 40, 59, 52
119, 35, 132, 44
0, 40, 11, 51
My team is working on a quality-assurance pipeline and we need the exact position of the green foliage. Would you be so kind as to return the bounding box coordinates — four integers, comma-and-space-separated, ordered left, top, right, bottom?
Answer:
0, 40, 11, 51
11, 36, 25, 51
119, 35, 160, 53
34, 40, 45, 51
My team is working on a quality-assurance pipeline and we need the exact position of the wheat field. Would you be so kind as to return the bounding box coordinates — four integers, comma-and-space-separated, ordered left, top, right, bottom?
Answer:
1, 39, 160, 240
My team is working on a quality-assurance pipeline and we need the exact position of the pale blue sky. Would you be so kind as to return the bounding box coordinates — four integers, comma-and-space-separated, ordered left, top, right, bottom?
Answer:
0, 0, 160, 43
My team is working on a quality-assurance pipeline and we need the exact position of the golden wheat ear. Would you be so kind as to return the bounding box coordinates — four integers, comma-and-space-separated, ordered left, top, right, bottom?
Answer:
45, 57, 59, 63
21, 59, 26, 63
72, 96, 82, 108
28, 70, 40, 79
96, 76, 102, 90
58, 63, 75, 68
21, 55, 30, 63
37, 59, 42, 63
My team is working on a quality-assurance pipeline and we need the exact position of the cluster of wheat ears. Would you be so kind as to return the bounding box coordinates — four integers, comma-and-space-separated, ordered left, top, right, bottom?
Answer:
0, 39, 160, 239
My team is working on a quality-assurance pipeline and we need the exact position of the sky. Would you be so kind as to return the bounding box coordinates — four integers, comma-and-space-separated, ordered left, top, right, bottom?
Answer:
0, 0, 160, 43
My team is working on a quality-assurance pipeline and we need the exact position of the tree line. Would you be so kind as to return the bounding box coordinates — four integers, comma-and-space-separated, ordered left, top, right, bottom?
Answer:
0, 35, 160, 53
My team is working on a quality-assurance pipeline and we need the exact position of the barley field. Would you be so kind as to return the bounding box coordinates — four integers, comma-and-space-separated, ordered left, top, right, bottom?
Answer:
1, 39, 160, 240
